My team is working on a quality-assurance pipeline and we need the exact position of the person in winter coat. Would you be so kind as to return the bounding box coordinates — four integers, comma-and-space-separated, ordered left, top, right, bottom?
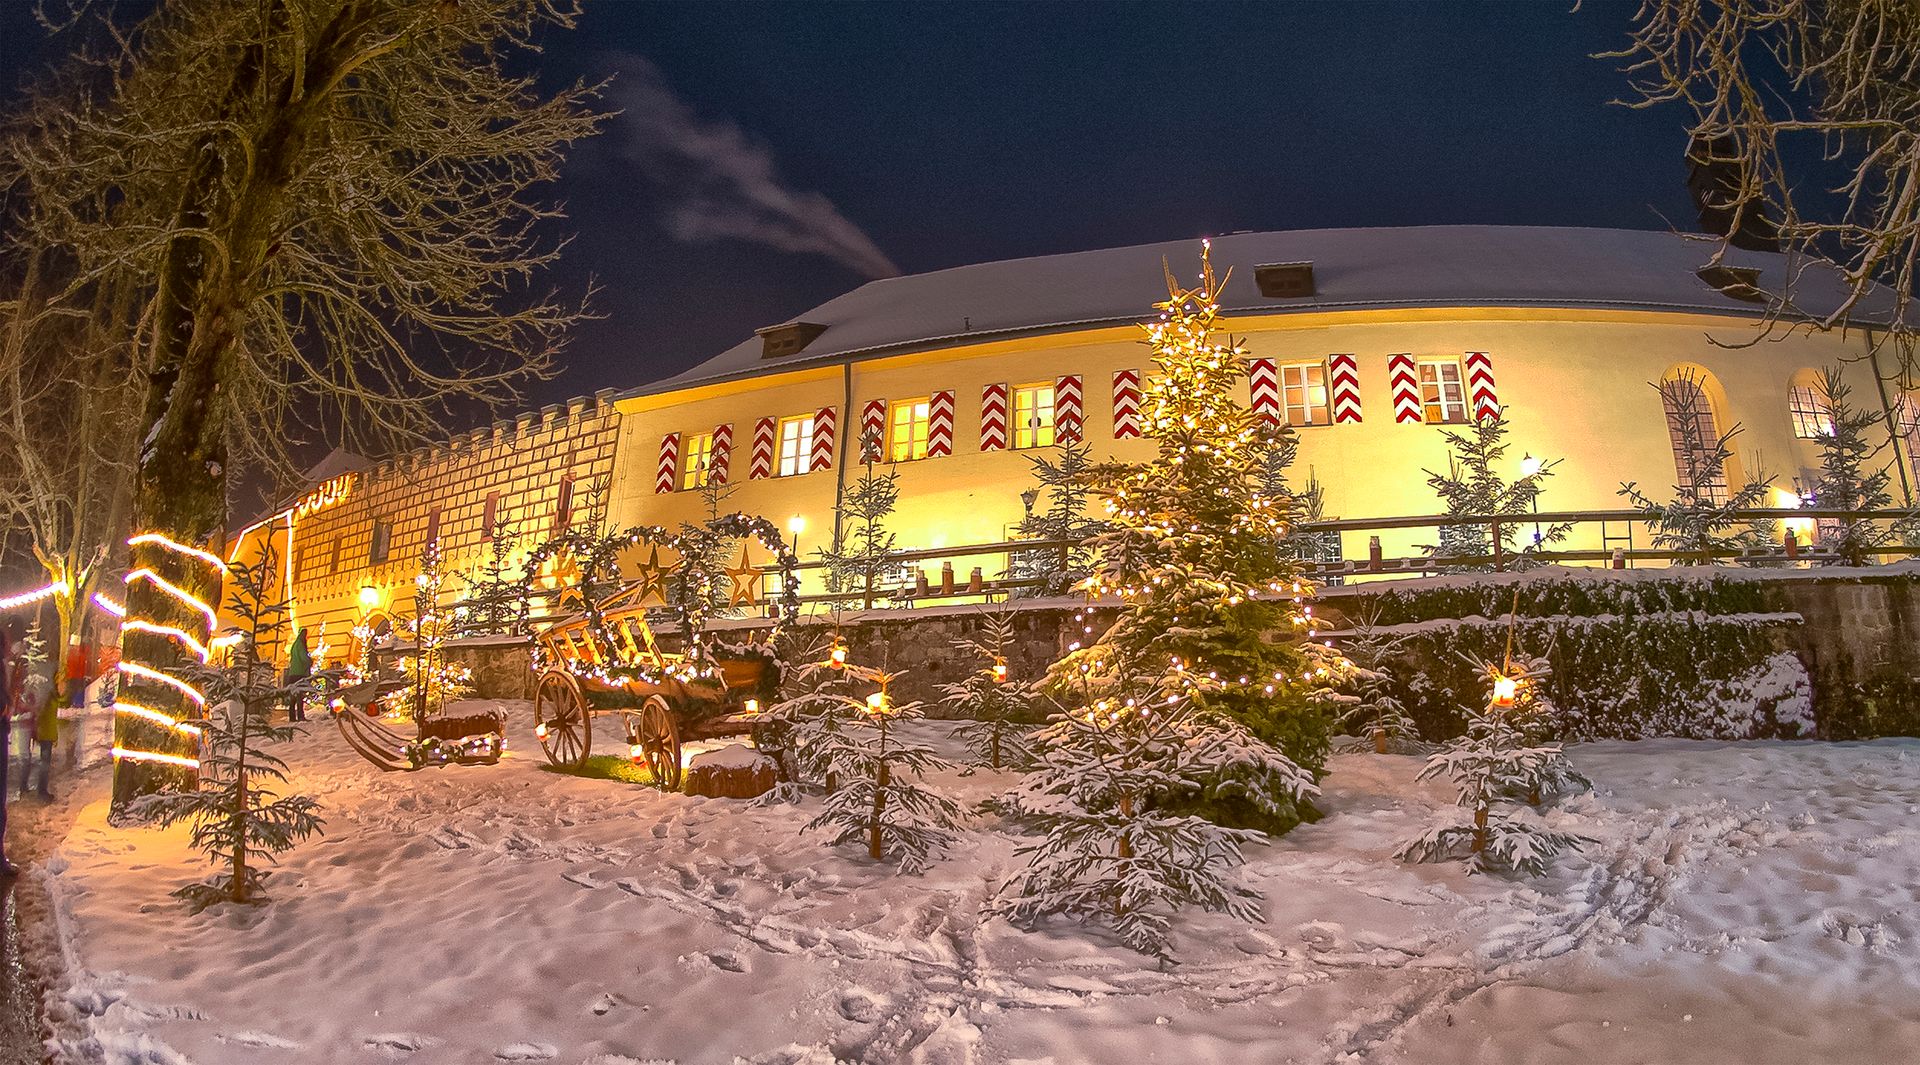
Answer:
0, 623, 19, 877
285, 627, 313, 721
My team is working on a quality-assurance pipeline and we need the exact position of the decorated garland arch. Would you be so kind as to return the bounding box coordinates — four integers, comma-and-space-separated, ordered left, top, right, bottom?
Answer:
521, 514, 801, 690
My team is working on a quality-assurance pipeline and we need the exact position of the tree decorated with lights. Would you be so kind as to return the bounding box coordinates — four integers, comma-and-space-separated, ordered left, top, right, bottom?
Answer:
1423, 417, 1570, 569
1806, 367, 1911, 565
1396, 656, 1586, 876
385, 538, 470, 722
999, 641, 1315, 960
1069, 241, 1342, 820
147, 539, 323, 909
940, 610, 1039, 770
805, 667, 963, 873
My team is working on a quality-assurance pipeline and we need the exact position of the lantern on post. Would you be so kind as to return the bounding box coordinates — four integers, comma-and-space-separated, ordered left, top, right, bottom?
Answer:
1491, 674, 1520, 708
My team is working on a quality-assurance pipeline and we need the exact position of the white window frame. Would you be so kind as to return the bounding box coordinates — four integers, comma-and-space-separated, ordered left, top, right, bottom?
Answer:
1418, 360, 1468, 424
777, 415, 814, 477
681, 431, 715, 490
889, 398, 931, 462
1013, 383, 1056, 450
1281, 361, 1331, 426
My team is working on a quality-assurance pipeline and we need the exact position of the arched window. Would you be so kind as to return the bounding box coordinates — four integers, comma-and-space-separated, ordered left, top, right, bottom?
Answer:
1787, 368, 1833, 439
1659, 368, 1731, 504
1896, 394, 1920, 491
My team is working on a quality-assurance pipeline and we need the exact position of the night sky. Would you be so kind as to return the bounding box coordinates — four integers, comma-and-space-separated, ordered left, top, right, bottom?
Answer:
1, 1, 1697, 412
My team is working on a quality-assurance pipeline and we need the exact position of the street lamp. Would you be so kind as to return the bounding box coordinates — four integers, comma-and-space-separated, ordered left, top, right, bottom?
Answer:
357, 583, 381, 611
1519, 453, 1543, 546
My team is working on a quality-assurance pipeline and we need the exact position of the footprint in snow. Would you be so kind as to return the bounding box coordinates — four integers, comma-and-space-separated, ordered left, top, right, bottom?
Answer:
364, 1032, 440, 1053
589, 992, 619, 1016
219, 1030, 303, 1050
494, 1042, 559, 1061
562, 869, 605, 890
837, 989, 887, 1023
707, 949, 749, 973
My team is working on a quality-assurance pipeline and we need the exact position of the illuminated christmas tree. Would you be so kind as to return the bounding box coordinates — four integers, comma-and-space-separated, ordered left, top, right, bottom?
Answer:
939, 611, 1039, 770
384, 538, 470, 721
1067, 241, 1342, 827
804, 667, 962, 874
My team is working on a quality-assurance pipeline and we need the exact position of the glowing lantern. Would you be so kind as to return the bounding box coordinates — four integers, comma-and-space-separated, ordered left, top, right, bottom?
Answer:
1491, 675, 1520, 708
865, 691, 888, 715
535, 722, 549, 741
630, 742, 644, 763
743, 698, 759, 715
992, 660, 1008, 683
830, 642, 848, 669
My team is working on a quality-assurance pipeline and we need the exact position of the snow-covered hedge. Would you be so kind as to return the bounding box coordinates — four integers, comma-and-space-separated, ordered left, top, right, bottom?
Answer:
1340, 572, 1815, 741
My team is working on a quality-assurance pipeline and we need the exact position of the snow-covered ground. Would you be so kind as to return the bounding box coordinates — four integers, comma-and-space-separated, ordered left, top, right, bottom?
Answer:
32, 702, 1920, 1065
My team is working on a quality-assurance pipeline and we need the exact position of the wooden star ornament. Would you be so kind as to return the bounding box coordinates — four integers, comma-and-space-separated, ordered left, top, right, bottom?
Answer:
726, 544, 762, 606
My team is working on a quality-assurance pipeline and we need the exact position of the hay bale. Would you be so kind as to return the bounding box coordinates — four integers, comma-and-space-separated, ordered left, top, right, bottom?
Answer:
685, 744, 777, 799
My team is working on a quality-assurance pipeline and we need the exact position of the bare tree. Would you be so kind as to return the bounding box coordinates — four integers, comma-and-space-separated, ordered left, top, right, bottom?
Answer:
1, 0, 605, 804
1609, 1, 1919, 376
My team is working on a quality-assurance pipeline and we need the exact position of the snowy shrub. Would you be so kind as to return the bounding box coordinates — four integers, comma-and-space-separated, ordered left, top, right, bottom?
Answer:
1397, 662, 1587, 877
804, 672, 962, 873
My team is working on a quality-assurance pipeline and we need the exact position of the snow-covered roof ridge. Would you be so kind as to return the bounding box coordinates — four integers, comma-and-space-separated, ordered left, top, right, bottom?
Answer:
627, 224, 1883, 399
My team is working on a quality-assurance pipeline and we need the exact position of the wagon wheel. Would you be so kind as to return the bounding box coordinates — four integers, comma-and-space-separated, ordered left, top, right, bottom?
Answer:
534, 669, 591, 768
637, 695, 682, 791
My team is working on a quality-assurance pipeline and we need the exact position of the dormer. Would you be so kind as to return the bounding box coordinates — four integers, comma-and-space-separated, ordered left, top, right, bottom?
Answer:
1254, 261, 1316, 299
755, 321, 829, 359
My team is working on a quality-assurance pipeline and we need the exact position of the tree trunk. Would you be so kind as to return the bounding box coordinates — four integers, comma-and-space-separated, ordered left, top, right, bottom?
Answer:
1371, 725, 1387, 754
1471, 803, 1489, 854
869, 760, 888, 861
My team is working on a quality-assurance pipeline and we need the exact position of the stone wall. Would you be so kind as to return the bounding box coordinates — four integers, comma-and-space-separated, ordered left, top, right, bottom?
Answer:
441, 568, 1920, 734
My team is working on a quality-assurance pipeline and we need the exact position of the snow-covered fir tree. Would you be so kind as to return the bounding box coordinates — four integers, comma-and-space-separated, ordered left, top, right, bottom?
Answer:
385, 538, 470, 721
999, 642, 1315, 960
1806, 367, 1913, 565
1619, 373, 1773, 562
818, 429, 902, 608
1495, 653, 1589, 804
1423, 417, 1570, 569
804, 668, 962, 873
1010, 437, 1108, 596
754, 631, 874, 797
146, 542, 324, 909
1068, 242, 1342, 827
1332, 620, 1421, 755
940, 610, 1038, 770
1396, 660, 1586, 876
456, 518, 526, 637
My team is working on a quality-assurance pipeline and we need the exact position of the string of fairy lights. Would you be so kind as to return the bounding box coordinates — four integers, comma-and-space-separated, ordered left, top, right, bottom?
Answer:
111, 531, 227, 769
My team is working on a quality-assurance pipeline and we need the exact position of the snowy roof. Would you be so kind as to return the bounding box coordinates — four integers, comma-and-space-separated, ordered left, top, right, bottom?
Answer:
627, 225, 1875, 398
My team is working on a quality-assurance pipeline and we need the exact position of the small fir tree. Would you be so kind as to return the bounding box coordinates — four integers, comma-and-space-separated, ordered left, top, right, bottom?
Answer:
940, 611, 1039, 770
999, 643, 1316, 960
1011, 437, 1108, 596
147, 541, 324, 909
457, 519, 527, 636
386, 538, 471, 721
805, 668, 963, 873
755, 630, 874, 796
1332, 620, 1422, 755
819, 428, 902, 609
1395, 659, 1585, 876
1620, 373, 1773, 562
1496, 653, 1589, 804
1423, 417, 1570, 569
1806, 367, 1912, 565
1067, 242, 1341, 824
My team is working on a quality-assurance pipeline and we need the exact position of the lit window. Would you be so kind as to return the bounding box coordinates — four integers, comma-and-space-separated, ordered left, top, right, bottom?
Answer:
1788, 386, 1832, 439
1281, 362, 1330, 426
369, 519, 391, 564
1662, 374, 1730, 504
1418, 361, 1468, 424
889, 398, 931, 462
778, 415, 814, 477
681, 431, 715, 489
1013, 383, 1056, 449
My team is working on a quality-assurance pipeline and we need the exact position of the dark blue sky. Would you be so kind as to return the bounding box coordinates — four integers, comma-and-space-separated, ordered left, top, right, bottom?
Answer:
2, 1, 1696, 410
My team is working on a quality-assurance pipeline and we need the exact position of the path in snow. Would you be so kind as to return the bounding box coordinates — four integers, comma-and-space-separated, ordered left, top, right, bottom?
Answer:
27, 701, 1920, 1065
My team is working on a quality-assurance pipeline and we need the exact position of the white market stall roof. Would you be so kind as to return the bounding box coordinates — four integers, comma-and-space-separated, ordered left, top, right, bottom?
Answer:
626, 224, 1877, 399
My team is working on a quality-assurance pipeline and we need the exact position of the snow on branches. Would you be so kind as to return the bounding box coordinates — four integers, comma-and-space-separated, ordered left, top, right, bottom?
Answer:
940, 611, 1039, 771
803, 667, 962, 874
1396, 658, 1587, 876
998, 645, 1315, 960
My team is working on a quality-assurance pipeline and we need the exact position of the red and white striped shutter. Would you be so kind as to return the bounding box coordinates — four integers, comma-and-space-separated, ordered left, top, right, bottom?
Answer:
1465, 351, 1499, 420
859, 399, 888, 463
811, 405, 837, 472
1111, 369, 1142, 439
709, 423, 733, 485
749, 417, 777, 480
927, 390, 956, 457
1328, 354, 1362, 423
1055, 374, 1084, 444
655, 432, 679, 494
1387, 354, 1422, 424
980, 383, 1009, 451
1247, 357, 1281, 425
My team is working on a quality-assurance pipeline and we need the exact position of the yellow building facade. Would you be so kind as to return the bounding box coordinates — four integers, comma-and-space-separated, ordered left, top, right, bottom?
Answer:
237, 225, 1920, 655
